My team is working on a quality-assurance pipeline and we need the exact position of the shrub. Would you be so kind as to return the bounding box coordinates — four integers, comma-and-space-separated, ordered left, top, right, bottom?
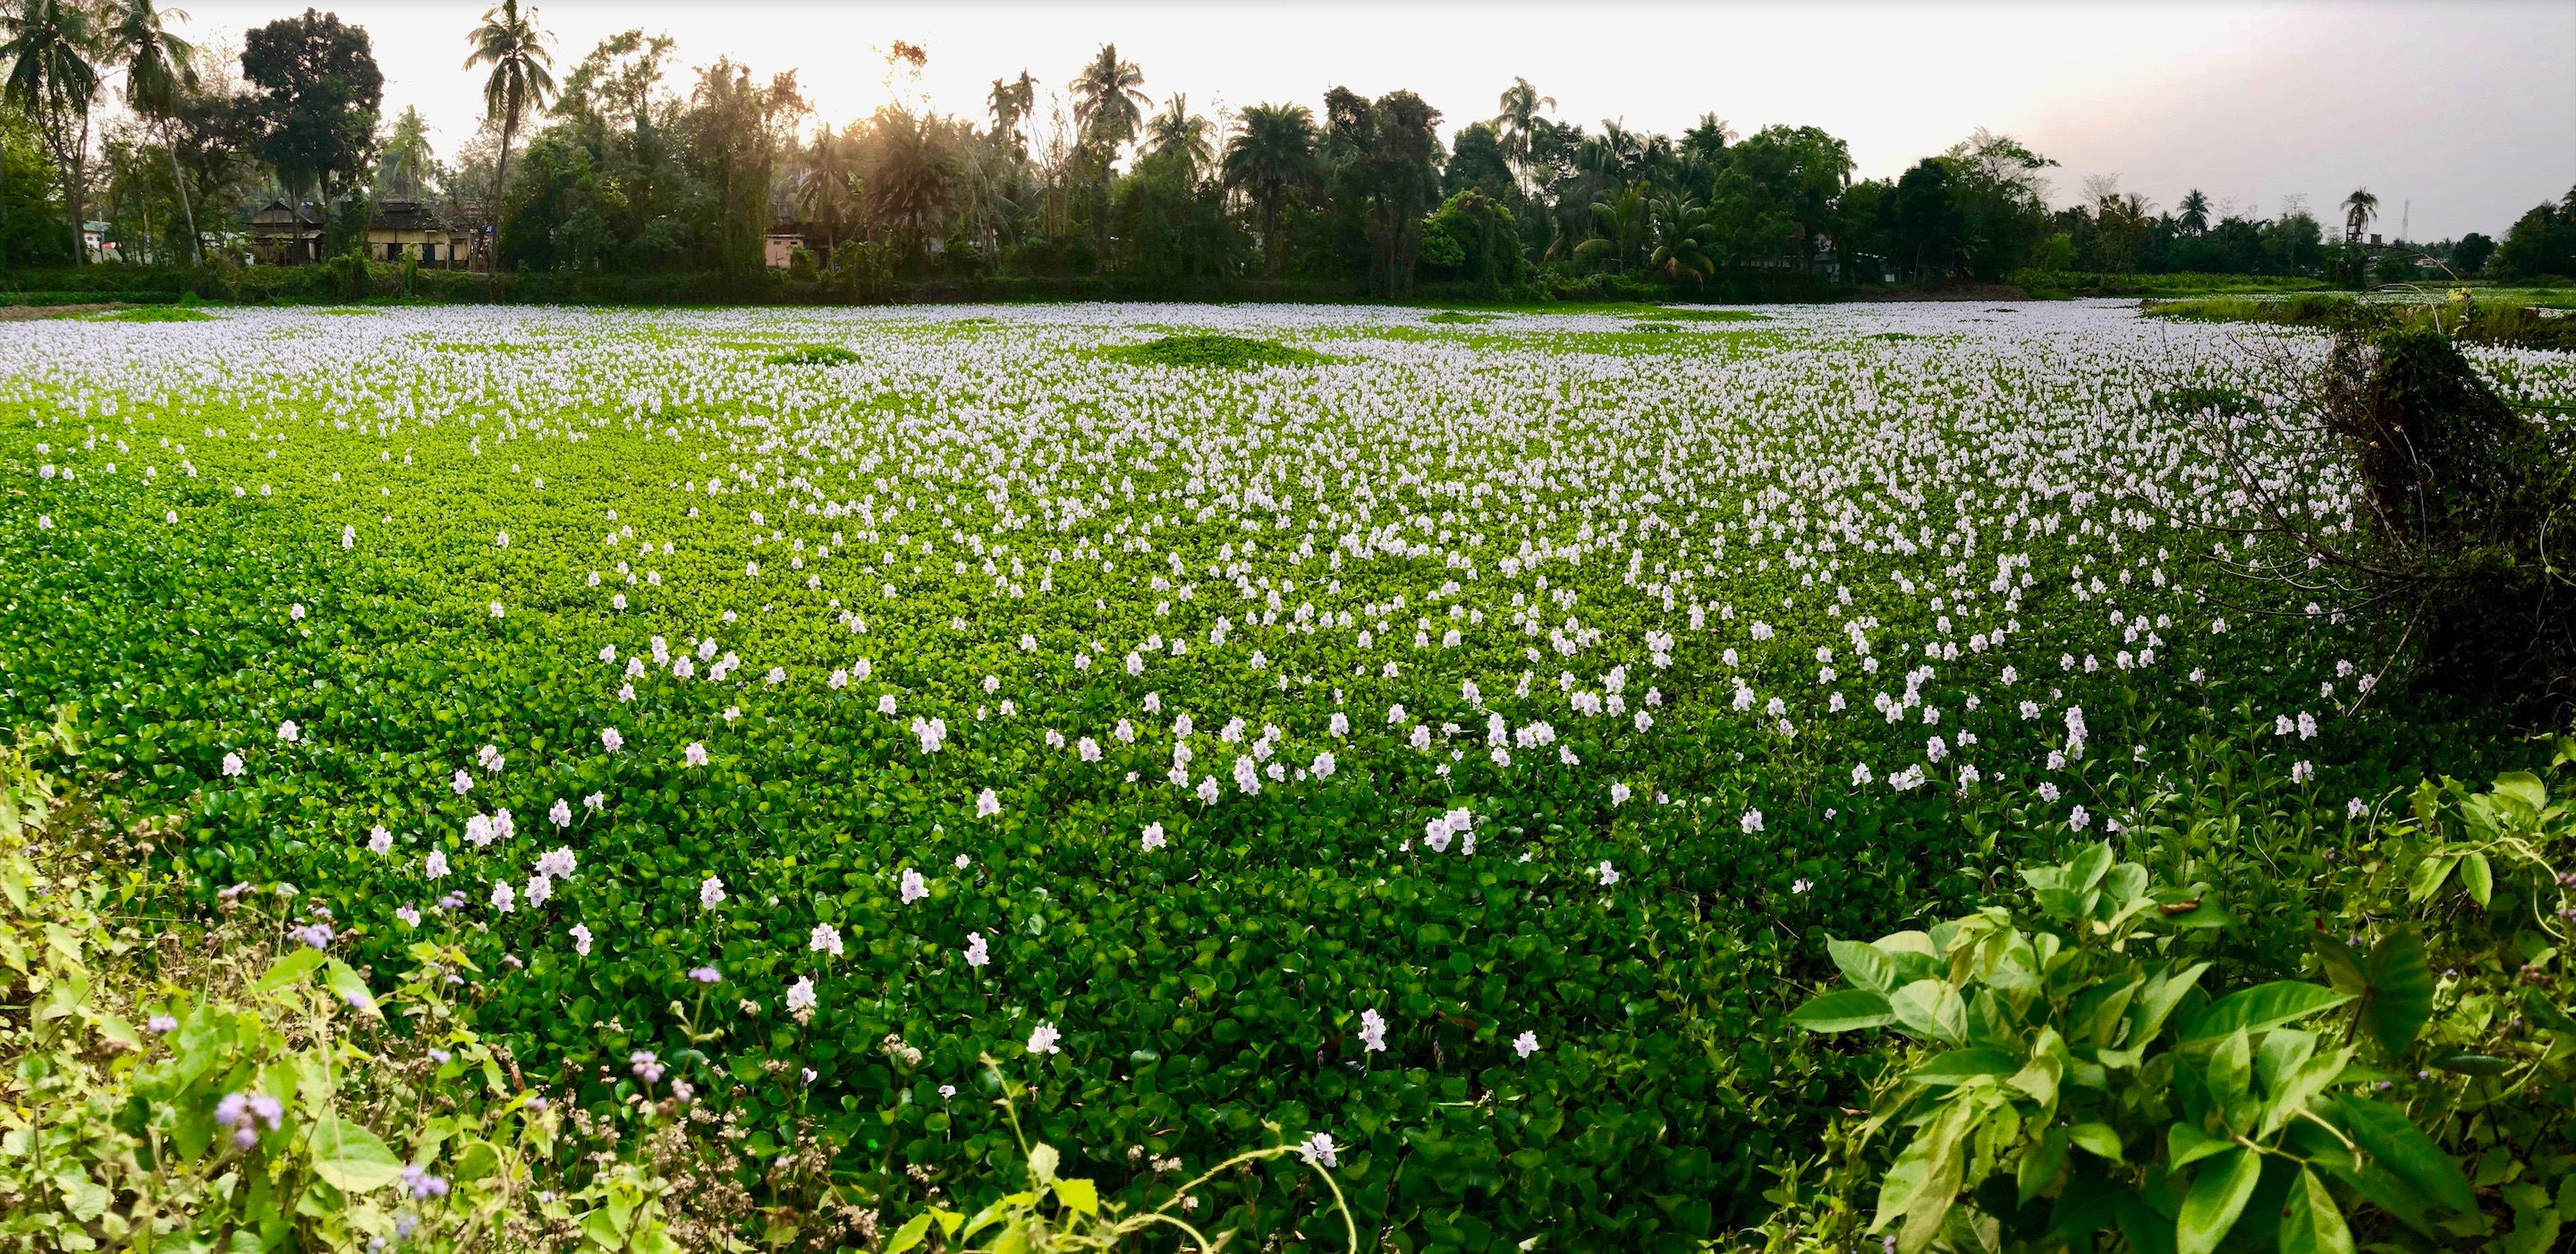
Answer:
1768, 761, 2575, 1254
2323, 328, 2576, 704
0, 718, 872, 1252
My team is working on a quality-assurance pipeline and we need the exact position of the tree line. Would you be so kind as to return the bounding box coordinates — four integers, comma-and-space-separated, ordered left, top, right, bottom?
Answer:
4, 1, 2572, 295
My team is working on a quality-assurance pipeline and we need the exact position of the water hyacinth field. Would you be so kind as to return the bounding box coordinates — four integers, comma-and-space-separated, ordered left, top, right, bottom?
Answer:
3, 301, 2569, 1249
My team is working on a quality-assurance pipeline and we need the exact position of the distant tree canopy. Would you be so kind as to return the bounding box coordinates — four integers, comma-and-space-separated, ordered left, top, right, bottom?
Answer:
240, 8, 380, 208
2492, 188, 2576, 281
0, 11, 2546, 294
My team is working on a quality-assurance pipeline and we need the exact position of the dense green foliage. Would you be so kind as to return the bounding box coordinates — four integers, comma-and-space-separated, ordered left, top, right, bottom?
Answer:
14, 4, 2522, 300
1771, 766, 2575, 1254
1099, 333, 1328, 369
2, 301, 2569, 1249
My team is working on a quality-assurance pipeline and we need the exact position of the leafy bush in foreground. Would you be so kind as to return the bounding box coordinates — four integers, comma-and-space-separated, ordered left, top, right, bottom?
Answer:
1771, 763, 2576, 1254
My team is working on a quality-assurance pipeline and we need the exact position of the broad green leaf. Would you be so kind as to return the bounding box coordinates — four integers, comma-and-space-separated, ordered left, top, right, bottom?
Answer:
2067, 842, 2114, 892
2167, 1123, 2231, 1170
308, 1112, 403, 1192
2133, 962, 2214, 1044
2067, 1122, 2123, 1162
2407, 855, 2457, 903
1026, 1142, 1059, 1184
1829, 938, 1901, 995
1052, 1177, 1098, 1216
2018, 1124, 2068, 1206
2332, 930, 2435, 1058
2279, 1167, 2354, 1254
2184, 981, 2351, 1046
2492, 771, 2546, 813
1907, 1047, 2018, 1086
2429, 1052, 2511, 1076
324, 960, 380, 1019
254, 948, 326, 994
1889, 979, 1968, 1046
2177, 1146, 2261, 1254
2331, 1095, 2473, 1215
2264, 1050, 2354, 1139
880, 1213, 935, 1254
90, 1013, 141, 1052
2207, 1029, 2252, 1123
2461, 853, 2493, 909
1790, 988, 1895, 1033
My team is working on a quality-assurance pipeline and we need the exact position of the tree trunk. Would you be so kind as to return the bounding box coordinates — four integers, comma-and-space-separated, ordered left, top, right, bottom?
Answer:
487, 110, 518, 293
163, 124, 199, 266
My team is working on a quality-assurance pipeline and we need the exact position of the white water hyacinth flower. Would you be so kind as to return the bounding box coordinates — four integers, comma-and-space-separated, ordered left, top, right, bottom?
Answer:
809, 923, 844, 956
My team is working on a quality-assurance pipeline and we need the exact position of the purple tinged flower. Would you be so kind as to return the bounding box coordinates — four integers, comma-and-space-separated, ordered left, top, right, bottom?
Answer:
148, 1014, 178, 1033
689, 966, 722, 984
1358, 1008, 1387, 1053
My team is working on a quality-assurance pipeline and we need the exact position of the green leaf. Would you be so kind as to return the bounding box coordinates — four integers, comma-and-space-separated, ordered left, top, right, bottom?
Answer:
2184, 981, 2351, 1046
90, 1013, 141, 1052
1790, 988, 1895, 1033
1052, 1177, 1098, 1216
2177, 1146, 2261, 1254
2331, 1095, 2474, 1215
2207, 1028, 2253, 1123
1907, 1047, 2018, 1086
323, 960, 380, 1019
1888, 979, 1968, 1046
1026, 1142, 1059, 1185
2167, 1123, 2232, 1170
2067, 1122, 2123, 1162
2278, 1166, 2354, 1254
2492, 771, 2546, 812
2343, 930, 2435, 1058
2429, 1052, 2512, 1077
2461, 853, 2493, 909
307, 1112, 403, 1192
881, 1213, 935, 1254
2019, 1124, 2069, 1206
2407, 855, 2457, 903
1829, 938, 1901, 995
254, 948, 326, 994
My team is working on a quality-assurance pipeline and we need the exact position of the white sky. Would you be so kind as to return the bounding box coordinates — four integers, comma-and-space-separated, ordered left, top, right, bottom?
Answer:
179, 0, 2575, 241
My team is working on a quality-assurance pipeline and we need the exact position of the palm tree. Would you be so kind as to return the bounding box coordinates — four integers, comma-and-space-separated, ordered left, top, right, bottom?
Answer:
1680, 114, 1733, 163
104, 0, 198, 263
1646, 195, 1716, 284
464, 0, 555, 274
1491, 77, 1551, 186
860, 106, 961, 262
2176, 188, 2209, 235
1, 0, 102, 262
1572, 186, 1649, 272
1146, 94, 1209, 177
377, 105, 436, 199
1220, 101, 1314, 276
2342, 188, 2378, 243
1068, 43, 1145, 155
987, 70, 1033, 163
